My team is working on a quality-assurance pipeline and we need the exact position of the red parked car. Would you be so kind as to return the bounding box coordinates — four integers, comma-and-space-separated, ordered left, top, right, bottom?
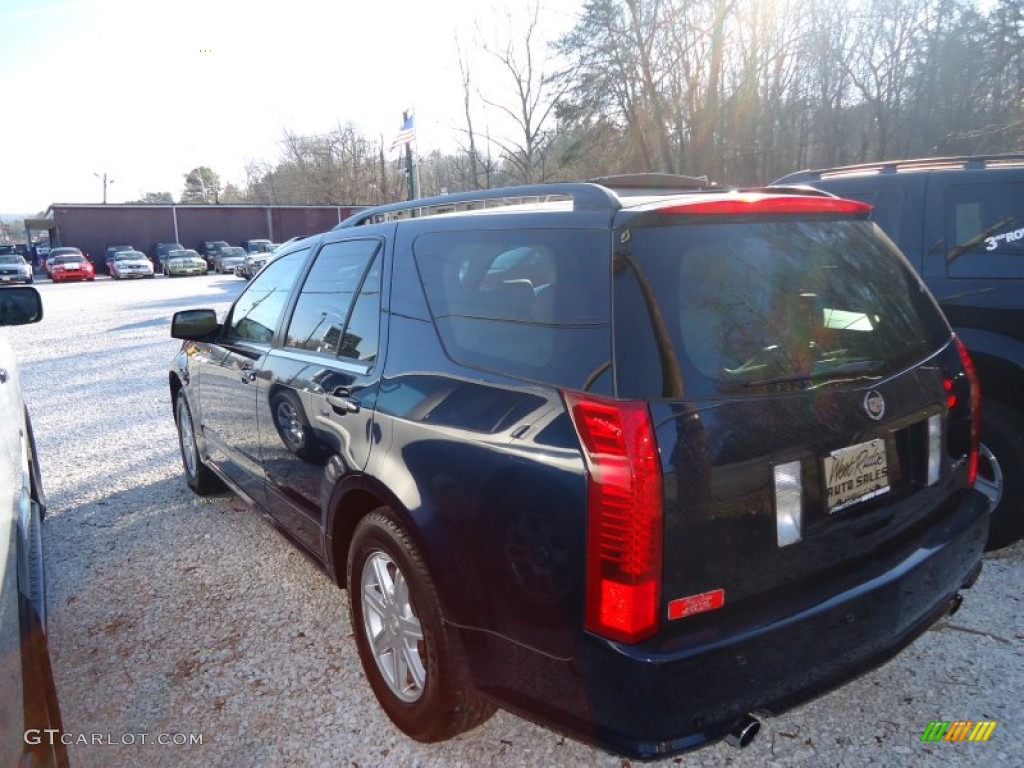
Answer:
49, 253, 95, 282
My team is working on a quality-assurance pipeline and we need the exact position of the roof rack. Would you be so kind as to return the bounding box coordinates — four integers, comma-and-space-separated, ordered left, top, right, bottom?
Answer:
586, 173, 715, 195
336, 182, 623, 228
775, 153, 1024, 182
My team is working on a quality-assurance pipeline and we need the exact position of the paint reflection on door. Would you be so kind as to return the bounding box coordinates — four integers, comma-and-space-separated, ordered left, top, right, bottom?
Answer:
257, 240, 383, 556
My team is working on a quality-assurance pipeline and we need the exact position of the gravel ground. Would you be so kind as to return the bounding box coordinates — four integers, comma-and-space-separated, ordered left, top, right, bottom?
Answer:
5, 275, 1022, 768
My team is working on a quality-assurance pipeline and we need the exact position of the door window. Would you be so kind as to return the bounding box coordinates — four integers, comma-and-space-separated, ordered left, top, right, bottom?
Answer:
284, 239, 381, 360
228, 250, 307, 342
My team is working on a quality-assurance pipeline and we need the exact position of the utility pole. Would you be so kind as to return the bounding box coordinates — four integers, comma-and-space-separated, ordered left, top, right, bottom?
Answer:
94, 172, 114, 204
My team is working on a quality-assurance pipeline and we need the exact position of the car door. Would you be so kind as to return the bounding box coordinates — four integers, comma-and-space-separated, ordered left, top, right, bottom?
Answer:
257, 237, 385, 556
196, 249, 308, 503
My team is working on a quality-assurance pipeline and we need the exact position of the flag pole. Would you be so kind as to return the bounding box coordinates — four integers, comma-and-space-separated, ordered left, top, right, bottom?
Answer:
405, 141, 415, 200
393, 108, 418, 201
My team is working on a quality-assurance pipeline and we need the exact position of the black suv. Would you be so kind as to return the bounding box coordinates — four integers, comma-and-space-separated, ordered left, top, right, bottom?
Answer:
200, 240, 231, 268
168, 178, 987, 758
153, 242, 184, 270
775, 155, 1024, 549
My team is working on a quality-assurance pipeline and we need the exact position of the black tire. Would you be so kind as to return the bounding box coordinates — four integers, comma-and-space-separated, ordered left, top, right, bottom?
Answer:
175, 392, 223, 495
979, 399, 1024, 550
347, 510, 495, 742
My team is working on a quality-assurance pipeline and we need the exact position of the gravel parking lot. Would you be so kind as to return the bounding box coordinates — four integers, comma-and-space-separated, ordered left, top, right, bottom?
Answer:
5, 275, 1022, 767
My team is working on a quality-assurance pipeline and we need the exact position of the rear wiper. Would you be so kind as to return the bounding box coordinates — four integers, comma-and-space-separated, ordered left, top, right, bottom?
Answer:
946, 216, 1014, 264
741, 359, 883, 387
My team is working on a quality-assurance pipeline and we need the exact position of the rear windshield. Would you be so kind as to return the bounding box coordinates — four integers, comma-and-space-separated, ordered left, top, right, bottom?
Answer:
614, 218, 950, 399
414, 228, 612, 391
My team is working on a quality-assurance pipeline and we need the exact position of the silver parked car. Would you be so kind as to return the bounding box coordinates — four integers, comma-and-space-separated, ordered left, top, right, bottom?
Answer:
109, 250, 155, 280
0, 253, 33, 284
213, 246, 247, 274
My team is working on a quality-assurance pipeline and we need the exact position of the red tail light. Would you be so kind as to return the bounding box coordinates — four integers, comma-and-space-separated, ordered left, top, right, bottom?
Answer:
563, 391, 662, 644
954, 337, 980, 486
658, 195, 872, 217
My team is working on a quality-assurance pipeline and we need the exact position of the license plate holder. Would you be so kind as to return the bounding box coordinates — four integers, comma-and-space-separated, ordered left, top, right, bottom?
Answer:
824, 438, 889, 513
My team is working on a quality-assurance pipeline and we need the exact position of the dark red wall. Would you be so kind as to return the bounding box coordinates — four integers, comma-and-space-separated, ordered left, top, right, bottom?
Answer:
49, 204, 362, 270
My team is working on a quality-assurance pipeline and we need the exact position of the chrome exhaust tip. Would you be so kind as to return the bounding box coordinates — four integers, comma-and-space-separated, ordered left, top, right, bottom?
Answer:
725, 714, 761, 748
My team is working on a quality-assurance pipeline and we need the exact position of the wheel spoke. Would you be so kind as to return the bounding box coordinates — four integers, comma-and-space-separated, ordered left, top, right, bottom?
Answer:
397, 613, 422, 643
369, 625, 393, 659
393, 570, 411, 611
402, 644, 426, 692
371, 555, 395, 599
361, 583, 387, 620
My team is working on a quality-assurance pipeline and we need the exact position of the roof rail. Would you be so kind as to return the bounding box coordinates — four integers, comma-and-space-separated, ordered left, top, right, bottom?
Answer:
586, 173, 715, 195
335, 182, 622, 228
775, 153, 1024, 183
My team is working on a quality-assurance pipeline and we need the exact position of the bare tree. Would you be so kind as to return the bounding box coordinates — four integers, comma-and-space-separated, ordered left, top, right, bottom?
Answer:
478, 0, 568, 183
456, 35, 484, 189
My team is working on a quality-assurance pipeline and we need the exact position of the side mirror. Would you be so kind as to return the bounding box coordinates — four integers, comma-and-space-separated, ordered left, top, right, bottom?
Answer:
0, 287, 43, 326
171, 309, 219, 340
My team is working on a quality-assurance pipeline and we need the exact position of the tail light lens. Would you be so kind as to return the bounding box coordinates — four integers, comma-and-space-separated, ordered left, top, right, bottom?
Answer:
563, 391, 662, 644
658, 195, 872, 217
954, 337, 980, 486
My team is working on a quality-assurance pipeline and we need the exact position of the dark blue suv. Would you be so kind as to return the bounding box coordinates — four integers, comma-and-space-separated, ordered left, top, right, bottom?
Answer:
169, 177, 988, 758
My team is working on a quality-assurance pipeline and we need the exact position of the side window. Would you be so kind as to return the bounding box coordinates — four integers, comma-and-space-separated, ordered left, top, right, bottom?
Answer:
413, 228, 611, 390
946, 183, 1024, 278
338, 254, 381, 363
284, 239, 380, 358
228, 250, 307, 342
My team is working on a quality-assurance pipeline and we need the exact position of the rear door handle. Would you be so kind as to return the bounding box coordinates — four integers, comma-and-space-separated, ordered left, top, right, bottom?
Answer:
325, 388, 360, 414
240, 365, 257, 383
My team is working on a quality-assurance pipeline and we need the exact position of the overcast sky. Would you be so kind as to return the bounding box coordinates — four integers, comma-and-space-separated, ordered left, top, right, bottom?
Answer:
1, 0, 581, 214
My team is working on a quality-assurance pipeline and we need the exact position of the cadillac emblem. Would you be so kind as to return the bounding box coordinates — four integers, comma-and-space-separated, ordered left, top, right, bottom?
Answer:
863, 390, 885, 421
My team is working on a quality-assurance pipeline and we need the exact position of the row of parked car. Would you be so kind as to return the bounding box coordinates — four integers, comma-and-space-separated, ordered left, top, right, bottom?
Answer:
0, 238, 286, 285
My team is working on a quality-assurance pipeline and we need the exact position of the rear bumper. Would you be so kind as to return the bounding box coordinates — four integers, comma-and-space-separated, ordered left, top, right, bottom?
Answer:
457, 489, 989, 759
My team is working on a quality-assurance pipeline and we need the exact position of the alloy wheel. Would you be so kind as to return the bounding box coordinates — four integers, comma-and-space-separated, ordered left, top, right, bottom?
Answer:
360, 551, 426, 703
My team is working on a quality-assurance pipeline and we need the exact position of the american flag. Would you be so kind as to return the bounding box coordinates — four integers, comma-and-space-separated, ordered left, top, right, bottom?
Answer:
390, 112, 416, 152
